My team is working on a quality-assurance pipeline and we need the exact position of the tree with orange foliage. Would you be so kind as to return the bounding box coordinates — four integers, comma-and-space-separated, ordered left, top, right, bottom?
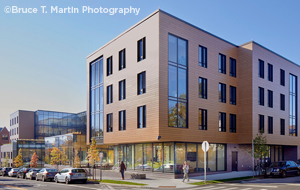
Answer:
30, 152, 39, 168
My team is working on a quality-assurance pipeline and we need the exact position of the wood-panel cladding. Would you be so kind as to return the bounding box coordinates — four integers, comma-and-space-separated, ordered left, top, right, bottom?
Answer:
159, 12, 239, 144
87, 12, 160, 145
252, 42, 300, 146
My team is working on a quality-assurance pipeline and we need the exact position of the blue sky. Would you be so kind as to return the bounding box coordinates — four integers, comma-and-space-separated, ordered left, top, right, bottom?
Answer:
0, 0, 299, 127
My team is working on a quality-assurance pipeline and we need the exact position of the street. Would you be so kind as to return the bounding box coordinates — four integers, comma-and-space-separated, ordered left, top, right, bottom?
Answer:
0, 175, 300, 190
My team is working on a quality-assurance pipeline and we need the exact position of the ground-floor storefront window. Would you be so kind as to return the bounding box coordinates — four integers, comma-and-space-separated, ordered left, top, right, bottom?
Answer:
111, 142, 226, 173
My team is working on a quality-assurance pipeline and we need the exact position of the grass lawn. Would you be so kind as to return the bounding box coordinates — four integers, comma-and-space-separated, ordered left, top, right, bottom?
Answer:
88, 179, 147, 186
189, 176, 256, 186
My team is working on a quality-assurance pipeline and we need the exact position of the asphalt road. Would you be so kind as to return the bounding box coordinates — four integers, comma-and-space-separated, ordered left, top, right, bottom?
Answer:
0, 175, 300, 190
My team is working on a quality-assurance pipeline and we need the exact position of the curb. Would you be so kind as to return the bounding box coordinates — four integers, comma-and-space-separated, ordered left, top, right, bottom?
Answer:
99, 182, 155, 189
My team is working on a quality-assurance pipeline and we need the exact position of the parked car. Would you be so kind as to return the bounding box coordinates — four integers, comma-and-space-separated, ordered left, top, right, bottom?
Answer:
8, 168, 20, 177
0, 167, 12, 176
25, 169, 40, 180
17, 167, 30, 179
54, 168, 87, 184
296, 159, 300, 167
36, 168, 58, 182
264, 161, 300, 178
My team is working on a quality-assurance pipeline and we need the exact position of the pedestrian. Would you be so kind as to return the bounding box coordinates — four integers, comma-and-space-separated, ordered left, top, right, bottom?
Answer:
119, 161, 126, 180
182, 161, 189, 182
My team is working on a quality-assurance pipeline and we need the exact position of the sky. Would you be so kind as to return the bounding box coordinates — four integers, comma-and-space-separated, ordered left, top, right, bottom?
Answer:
0, 0, 300, 128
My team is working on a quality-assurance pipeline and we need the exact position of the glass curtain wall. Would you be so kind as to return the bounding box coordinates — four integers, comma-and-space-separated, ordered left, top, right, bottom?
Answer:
187, 144, 197, 173
90, 57, 104, 141
163, 143, 174, 173
168, 34, 188, 128
35, 111, 86, 139
15, 140, 45, 167
153, 143, 162, 172
289, 74, 297, 136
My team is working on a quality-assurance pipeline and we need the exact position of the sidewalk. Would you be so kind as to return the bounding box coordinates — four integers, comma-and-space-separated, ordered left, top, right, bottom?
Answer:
95, 171, 254, 188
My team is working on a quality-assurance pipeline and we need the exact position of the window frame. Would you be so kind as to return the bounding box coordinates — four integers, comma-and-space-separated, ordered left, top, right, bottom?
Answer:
219, 112, 226, 132
119, 110, 126, 131
219, 53, 226, 74
199, 108, 207, 130
230, 86, 236, 105
280, 69, 285, 86
219, 83, 226, 103
229, 58, 236, 77
137, 37, 146, 62
119, 49, 126, 70
199, 45, 207, 68
268, 116, 273, 134
199, 77, 207, 99
230, 114, 236, 133
280, 118, 285, 135
137, 71, 146, 95
259, 59, 264, 78
268, 63, 273, 82
119, 79, 126, 101
258, 87, 264, 106
107, 56, 113, 76
107, 85, 113, 104
259, 114, 264, 133
268, 90, 273, 108
137, 105, 146, 128
107, 113, 113, 132
280, 94, 285, 111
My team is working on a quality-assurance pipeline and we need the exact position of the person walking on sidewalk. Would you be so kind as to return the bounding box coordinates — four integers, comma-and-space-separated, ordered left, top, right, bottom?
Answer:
119, 161, 126, 180
182, 161, 189, 182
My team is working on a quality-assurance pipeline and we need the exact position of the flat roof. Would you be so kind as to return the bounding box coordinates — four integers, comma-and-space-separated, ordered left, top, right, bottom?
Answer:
87, 9, 298, 67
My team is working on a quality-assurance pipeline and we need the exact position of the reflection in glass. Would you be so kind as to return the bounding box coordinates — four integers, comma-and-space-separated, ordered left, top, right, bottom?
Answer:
168, 65, 177, 97
163, 143, 174, 173
217, 144, 225, 171
197, 144, 204, 172
168, 100, 177, 127
208, 144, 216, 171
126, 145, 133, 169
187, 144, 197, 173
175, 143, 186, 174
178, 68, 187, 99
153, 143, 162, 172
135, 144, 143, 169
178, 102, 186, 128
144, 144, 152, 171
178, 38, 187, 66
168, 35, 177, 63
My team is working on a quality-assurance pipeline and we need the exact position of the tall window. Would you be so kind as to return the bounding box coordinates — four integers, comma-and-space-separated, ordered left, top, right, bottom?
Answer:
119, 110, 126, 131
119, 80, 126, 101
90, 57, 104, 140
280, 69, 285, 86
230, 58, 236, 77
230, 86, 236, 105
289, 74, 297, 136
268, 116, 273, 134
107, 85, 113, 104
119, 49, 126, 70
259, 115, 264, 133
107, 56, 113, 76
137, 71, 146, 95
258, 87, 264, 106
137, 37, 146, 61
259, 59, 264, 78
268, 63, 273, 82
199, 109, 207, 130
168, 34, 188, 128
137, 105, 146, 128
199, 45, 207, 68
230, 114, 236, 133
281, 118, 285, 135
219, 112, 226, 132
107, 113, 113, 132
219, 54, 226, 74
199, 77, 207, 99
219, 83, 226, 103
280, 94, 285, 111
268, 90, 273, 108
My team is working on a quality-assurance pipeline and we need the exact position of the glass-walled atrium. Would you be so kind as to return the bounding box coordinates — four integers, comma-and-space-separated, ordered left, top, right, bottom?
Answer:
35, 110, 86, 139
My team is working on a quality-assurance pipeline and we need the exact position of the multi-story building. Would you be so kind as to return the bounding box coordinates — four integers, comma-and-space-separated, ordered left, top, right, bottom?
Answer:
10, 110, 35, 141
0, 127, 9, 146
2, 110, 86, 167
87, 10, 299, 177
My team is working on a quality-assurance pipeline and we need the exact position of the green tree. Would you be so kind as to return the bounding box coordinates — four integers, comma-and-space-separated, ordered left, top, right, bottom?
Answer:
50, 147, 62, 169
250, 133, 269, 175
2, 155, 9, 167
14, 149, 24, 167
